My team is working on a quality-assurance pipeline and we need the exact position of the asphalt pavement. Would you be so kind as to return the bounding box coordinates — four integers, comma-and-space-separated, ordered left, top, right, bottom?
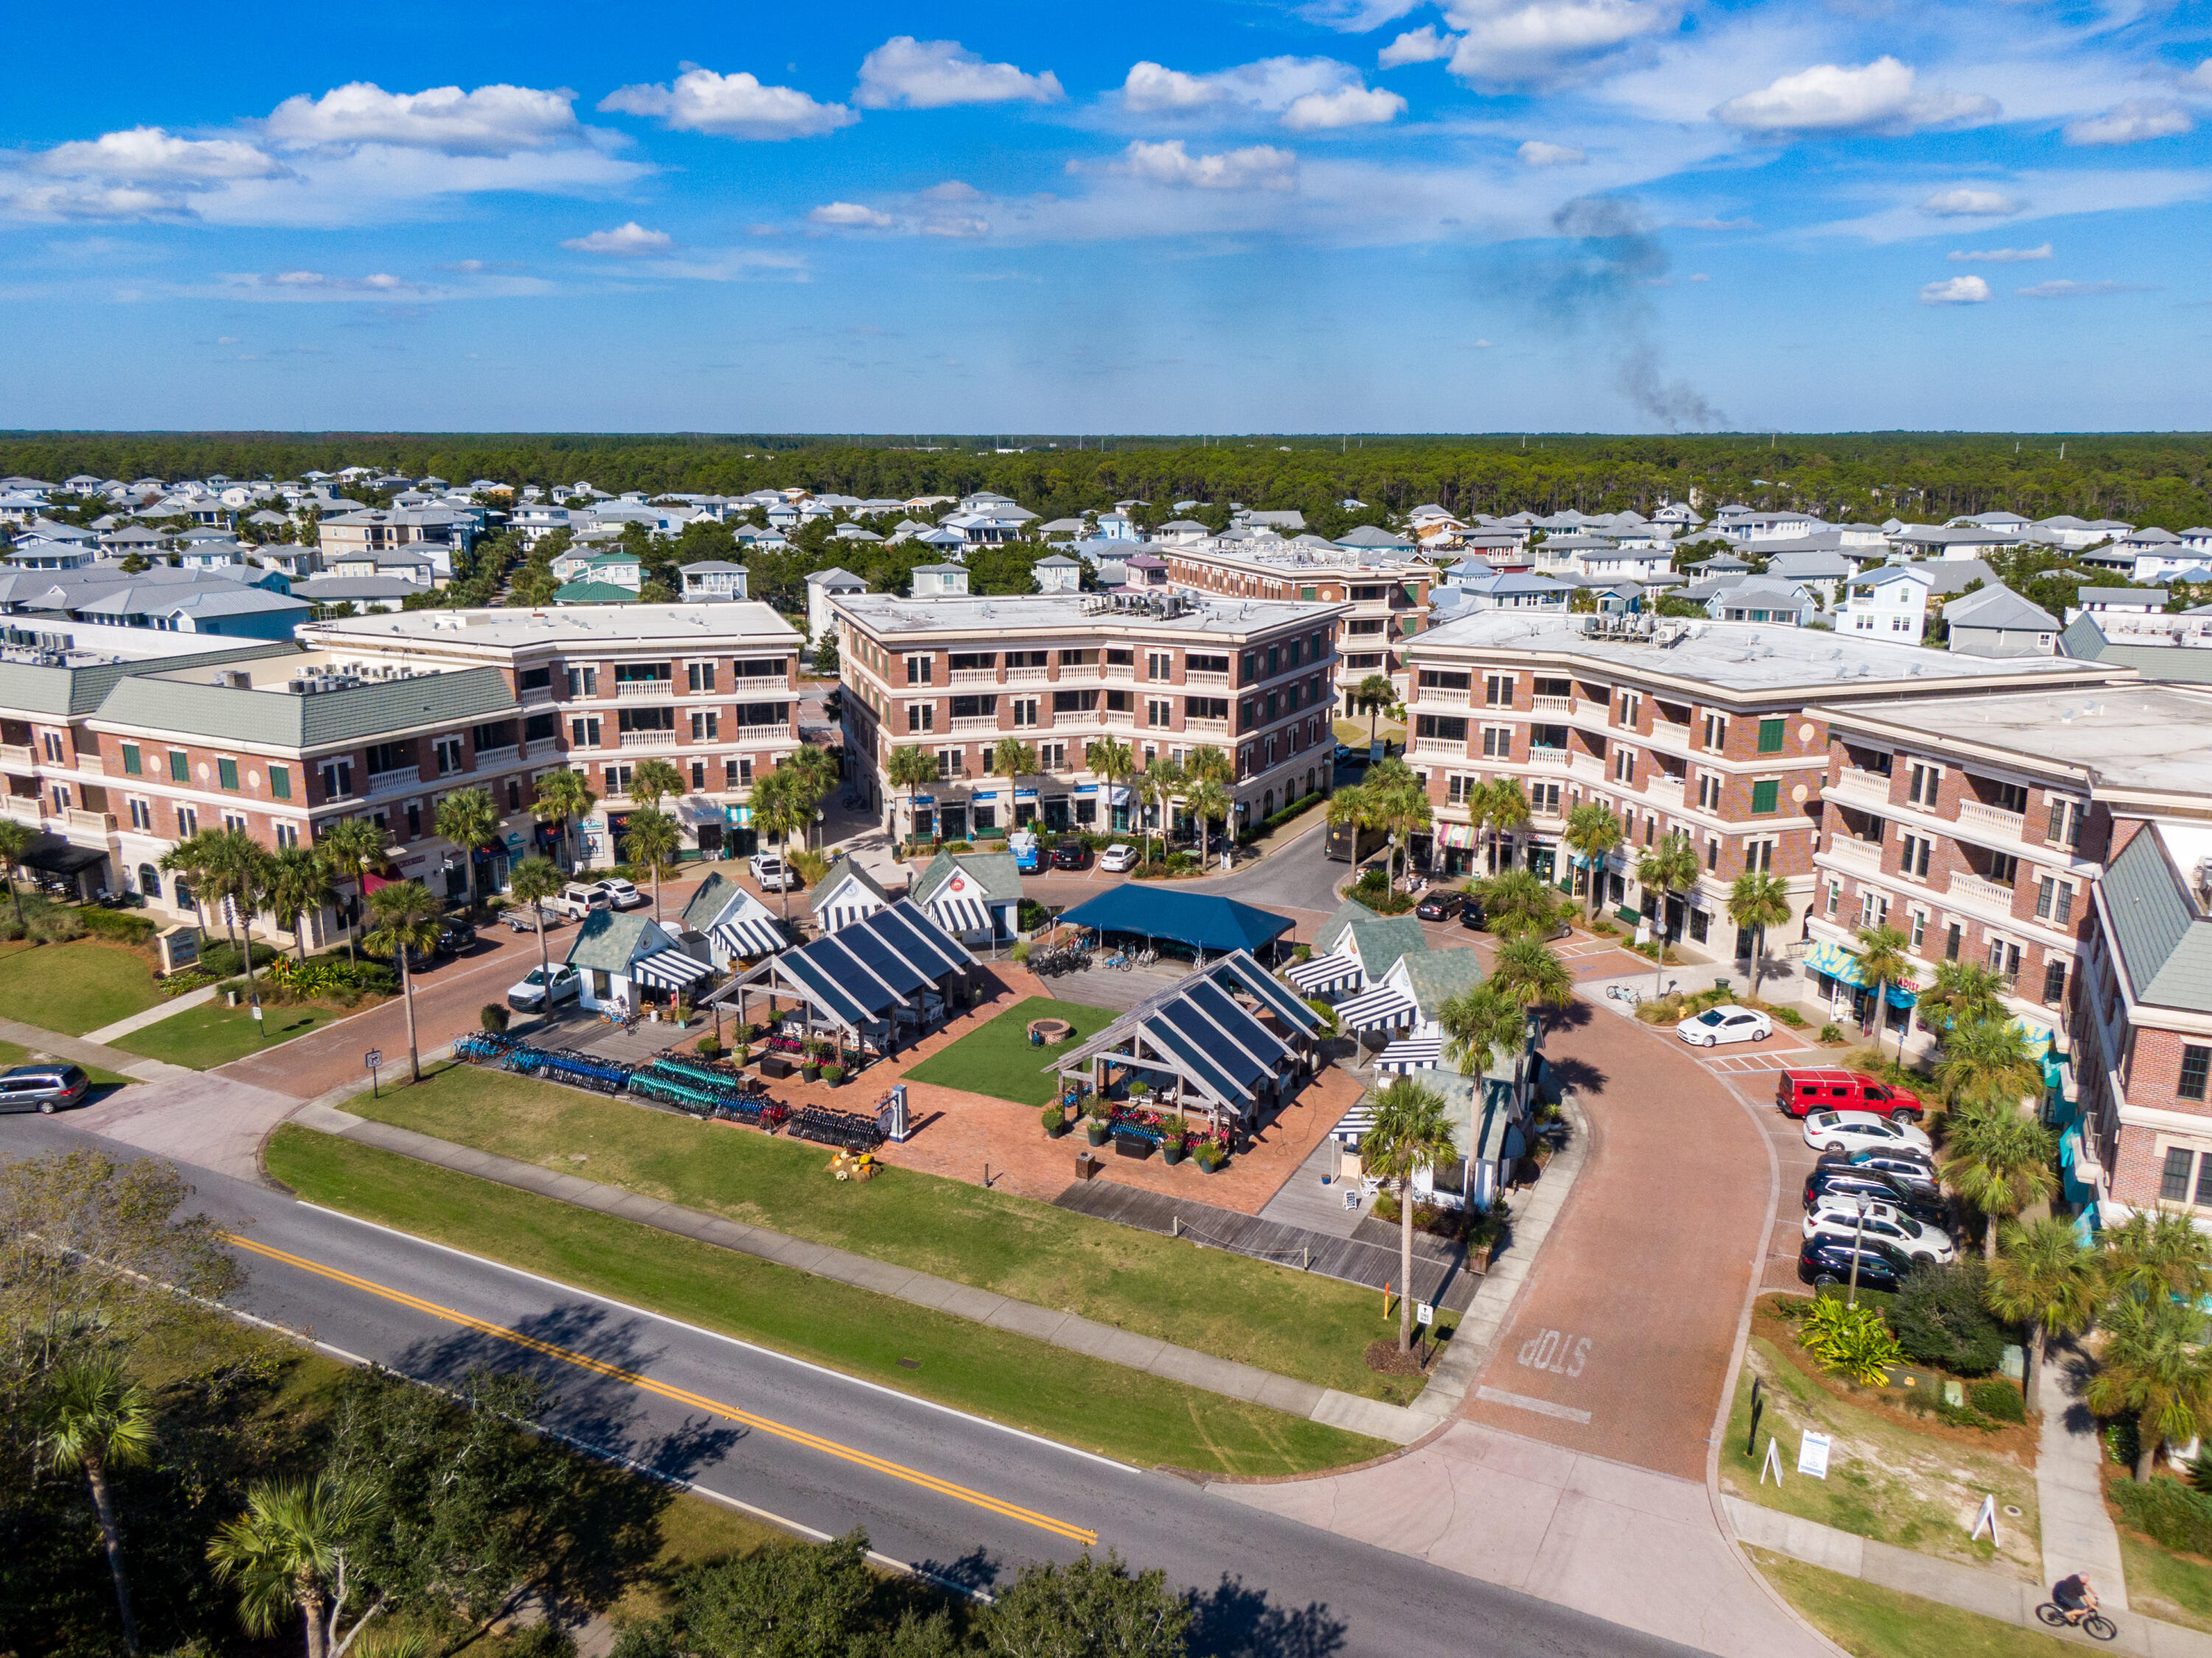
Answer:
0, 1112, 1705, 1658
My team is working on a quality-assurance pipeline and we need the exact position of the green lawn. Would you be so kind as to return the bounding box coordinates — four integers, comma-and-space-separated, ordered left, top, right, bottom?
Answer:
1747, 1549, 2078, 1658
0, 1038, 132, 1088
113, 999, 343, 1070
266, 1125, 1385, 1479
902, 996, 1119, 1106
2118, 1530, 2212, 1634
342, 1061, 1441, 1401
0, 940, 164, 1036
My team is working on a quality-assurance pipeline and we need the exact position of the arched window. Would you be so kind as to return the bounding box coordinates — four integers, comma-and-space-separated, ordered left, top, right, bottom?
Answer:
174, 880, 193, 911
137, 864, 161, 898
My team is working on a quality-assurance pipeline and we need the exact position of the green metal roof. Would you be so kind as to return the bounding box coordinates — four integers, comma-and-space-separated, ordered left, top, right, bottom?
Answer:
1399, 948, 1486, 1014
0, 640, 291, 718
1313, 896, 1386, 955
2101, 829, 2212, 1014
563, 909, 672, 974
681, 871, 734, 932
911, 849, 1023, 906
552, 580, 637, 605
1346, 917, 1427, 981
93, 664, 517, 749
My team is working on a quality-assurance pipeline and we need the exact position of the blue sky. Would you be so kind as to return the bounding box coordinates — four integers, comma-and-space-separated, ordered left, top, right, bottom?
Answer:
3, 0, 2208, 434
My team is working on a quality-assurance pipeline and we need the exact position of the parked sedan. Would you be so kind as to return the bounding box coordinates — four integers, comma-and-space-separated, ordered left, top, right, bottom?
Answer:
1096, 843, 1139, 874
1804, 1109, 1935, 1159
1803, 1199, 1956, 1263
1798, 1235, 1911, 1295
1415, 889, 1466, 921
1675, 1005, 1773, 1047
1834, 1146, 1940, 1182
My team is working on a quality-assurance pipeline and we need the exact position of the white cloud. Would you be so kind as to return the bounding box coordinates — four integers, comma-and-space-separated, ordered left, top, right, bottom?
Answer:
1441, 0, 1679, 87
562, 221, 673, 254
0, 182, 187, 220
263, 83, 583, 154
38, 127, 282, 181
2065, 99, 2192, 148
1121, 63, 1223, 113
1920, 187, 2022, 217
1947, 243, 2051, 262
1283, 85, 1408, 129
1103, 139, 1299, 191
215, 268, 435, 300
1380, 27, 1459, 68
854, 38, 1062, 110
2017, 278, 2148, 298
809, 201, 895, 228
1713, 58, 1997, 135
1517, 139, 1587, 165
1301, 0, 1425, 30
1688, 271, 1708, 280
1919, 274, 1989, 305
600, 69, 856, 139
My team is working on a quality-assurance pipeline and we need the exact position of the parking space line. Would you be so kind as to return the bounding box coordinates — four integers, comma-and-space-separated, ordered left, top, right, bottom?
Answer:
1475, 1385, 1594, 1426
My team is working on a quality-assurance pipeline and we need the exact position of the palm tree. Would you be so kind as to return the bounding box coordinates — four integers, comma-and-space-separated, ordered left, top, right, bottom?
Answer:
315, 819, 389, 965
1855, 923, 1913, 1058
1635, 830, 1700, 996
990, 736, 1040, 832
208, 1475, 384, 1658
1472, 867, 1559, 940
1488, 936, 1575, 1095
2100, 1210, 2212, 1308
886, 744, 938, 849
1473, 776, 1531, 876
167, 829, 273, 1007
431, 786, 501, 916
748, 769, 807, 923
1727, 868, 1792, 1006
622, 806, 682, 922
1562, 801, 1621, 925
0, 817, 32, 926
1934, 1016, 2042, 1112
1916, 958, 2010, 1037
38, 1354, 155, 1657
507, 853, 563, 993
1438, 984, 1524, 1082
782, 743, 841, 851
2084, 1294, 2212, 1481
627, 756, 685, 812
1084, 736, 1135, 838
1986, 1216, 2099, 1404
1144, 754, 1186, 867
1360, 1077, 1460, 1353
361, 880, 443, 1083
1352, 673, 1398, 750
1940, 1102, 2058, 1259
1326, 783, 1377, 881
1371, 774, 1433, 893
1185, 777, 1232, 872
265, 845, 337, 965
529, 767, 597, 873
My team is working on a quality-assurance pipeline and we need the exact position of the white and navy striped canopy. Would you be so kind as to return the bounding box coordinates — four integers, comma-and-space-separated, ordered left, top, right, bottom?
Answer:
821, 900, 885, 934
711, 915, 787, 960
1335, 983, 1416, 1033
931, 892, 992, 936
1286, 953, 1360, 995
1332, 1104, 1376, 1145
1377, 1035, 1444, 1075
630, 948, 713, 990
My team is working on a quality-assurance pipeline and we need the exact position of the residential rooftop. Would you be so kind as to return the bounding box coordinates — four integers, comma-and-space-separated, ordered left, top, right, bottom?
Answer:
299, 601, 801, 652
832, 590, 1346, 637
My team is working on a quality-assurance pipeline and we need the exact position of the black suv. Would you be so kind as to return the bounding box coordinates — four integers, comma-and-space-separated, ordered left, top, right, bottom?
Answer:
1458, 898, 1488, 932
1804, 1165, 1950, 1229
437, 916, 479, 958
1798, 1234, 1911, 1294
1415, 890, 1465, 921
1051, 836, 1088, 871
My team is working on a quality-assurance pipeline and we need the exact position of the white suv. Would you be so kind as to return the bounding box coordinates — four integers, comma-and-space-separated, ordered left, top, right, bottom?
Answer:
1804, 1110, 1935, 1161
1803, 1198, 1955, 1263
590, 877, 647, 910
540, 883, 611, 922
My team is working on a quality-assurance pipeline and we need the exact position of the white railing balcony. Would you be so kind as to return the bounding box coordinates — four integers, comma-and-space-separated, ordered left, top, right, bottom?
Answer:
519, 683, 556, 705
1826, 768, 1891, 809
0, 744, 32, 772
473, 743, 519, 768
1948, 870, 2018, 912
1958, 799, 2026, 840
366, 764, 420, 793
67, 808, 116, 835
734, 724, 789, 743
1531, 694, 1575, 715
1184, 717, 1231, 736
1005, 667, 1051, 684
1569, 752, 1605, 782
1102, 665, 1135, 681
1, 797, 42, 825
1417, 685, 1472, 707
619, 729, 676, 749
950, 715, 1000, 734
949, 669, 999, 687
1099, 709, 1135, 726
1528, 748, 1571, 769
729, 677, 792, 698
615, 679, 674, 698
1644, 777, 1686, 811
1826, 835, 1884, 872
74, 754, 106, 777
1647, 720, 1691, 750
1413, 736, 1466, 757
1185, 669, 1231, 688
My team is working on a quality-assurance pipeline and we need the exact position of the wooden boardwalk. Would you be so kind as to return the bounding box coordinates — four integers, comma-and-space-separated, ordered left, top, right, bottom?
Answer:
1053, 1179, 1477, 1311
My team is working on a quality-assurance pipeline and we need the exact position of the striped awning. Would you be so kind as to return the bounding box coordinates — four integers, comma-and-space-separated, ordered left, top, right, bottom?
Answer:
822, 901, 883, 934
1332, 1105, 1375, 1144
1433, 822, 1477, 850
931, 892, 992, 935
1336, 983, 1416, 1033
630, 948, 712, 990
711, 916, 786, 960
1377, 1036, 1444, 1074
1286, 954, 1361, 995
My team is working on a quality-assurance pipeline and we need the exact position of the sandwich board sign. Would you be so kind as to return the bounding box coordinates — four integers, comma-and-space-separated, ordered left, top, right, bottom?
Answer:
1797, 1431, 1832, 1480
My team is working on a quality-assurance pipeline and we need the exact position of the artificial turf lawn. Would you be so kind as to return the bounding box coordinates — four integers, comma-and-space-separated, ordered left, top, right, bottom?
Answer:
265, 1124, 1388, 1479
1747, 1549, 2077, 1658
0, 940, 164, 1036
901, 996, 1121, 1106
113, 999, 341, 1069
0, 1038, 132, 1088
344, 1058, 1446, 1401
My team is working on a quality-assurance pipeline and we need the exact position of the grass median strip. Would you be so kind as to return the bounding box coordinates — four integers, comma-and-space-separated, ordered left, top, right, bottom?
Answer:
1745, 1548, 2074, 1658
346, 1060, 1426, 1400
265, 1124, 1388, 1478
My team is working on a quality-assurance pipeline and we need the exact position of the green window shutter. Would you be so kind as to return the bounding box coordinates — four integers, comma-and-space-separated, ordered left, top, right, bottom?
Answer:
169, 750, 189, 783
268, 764, 291, 800
1751, 780, 1779, 814
121, 743, 142, 776
1301, 585, 1317, 601
1757, 718, 1784, 754
218, 757, 240, 791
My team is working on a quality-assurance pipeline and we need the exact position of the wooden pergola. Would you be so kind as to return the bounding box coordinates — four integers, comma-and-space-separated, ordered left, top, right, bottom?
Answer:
703, 898, 976, 1058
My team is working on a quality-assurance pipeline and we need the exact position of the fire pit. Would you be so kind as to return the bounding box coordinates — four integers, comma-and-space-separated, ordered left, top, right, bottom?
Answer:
1028, 1017, 1075, 1046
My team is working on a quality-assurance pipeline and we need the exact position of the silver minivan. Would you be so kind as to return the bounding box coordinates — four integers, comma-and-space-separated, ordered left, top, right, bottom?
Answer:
0, 1064, 91, 1114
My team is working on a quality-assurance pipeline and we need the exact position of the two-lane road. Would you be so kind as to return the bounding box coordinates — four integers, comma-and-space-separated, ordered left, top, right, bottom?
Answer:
0, 1114, 1702, 1658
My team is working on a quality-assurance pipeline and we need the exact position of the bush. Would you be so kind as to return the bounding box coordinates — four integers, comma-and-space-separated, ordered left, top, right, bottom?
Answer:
27, 909, 87, 943
695, 1036, 723, 1060
1970, 1379, 2027, 1423
80, 907, 157, 946
1891, 1260, 2006, 1376
1819, 1023, 1846, 1044
1009, 940, 1032, 965
2111, 1476, 2212, 1556
1042, 1103, 1065, 1135
1304, 998, 1340, 1036
2110, 1418, 2143, 1470
1800, 1297, 1905, 1387
1194, 1142, 1226, 1172
1017, 898, 1048, 932
1769, 1005, 1806, 1027
201, 938, 281, 977
480, 1003, 511, 1033
822, 1062, 845, 1085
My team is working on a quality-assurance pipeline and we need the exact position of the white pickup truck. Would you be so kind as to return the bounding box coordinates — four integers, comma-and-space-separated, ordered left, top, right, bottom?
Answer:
540, 883, 612, 923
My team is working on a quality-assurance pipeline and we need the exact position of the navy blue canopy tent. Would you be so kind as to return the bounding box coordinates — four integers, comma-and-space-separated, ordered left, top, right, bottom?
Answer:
1057, 886, 1294, 959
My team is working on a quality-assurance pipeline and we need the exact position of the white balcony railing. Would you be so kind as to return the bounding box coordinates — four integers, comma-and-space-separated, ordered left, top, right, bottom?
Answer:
615, 679, 674, 698
1102, 665, 1135, 681
1005, 667, 1051, 684
1648, 720, 1691, 750
67, 808, 116, 835
74, 755, 106, 777
1958, 799, 2027, 839
1826, 769, 1892, 810
619, 729, 676, 749
1, 797, 41, 825
1185, 670, 1231, 688
366, 764, 420, 794
1185, 717, 1231, 736
1569, 752, 1605, 782
1643, 777, 1686, 811
1948, 870, 2018, 912
1531, 694, 1575, 715
1417, 686, 1472, 707
1099, 709, 1135, 726
1412, 737, 1465, 757
0, 744, 32, 772
950, 716, 1000, 734
1528, 748, 1571, 769
734, 724, 790, 743
1826, 835, 1883, 872
949, 669, 998, 687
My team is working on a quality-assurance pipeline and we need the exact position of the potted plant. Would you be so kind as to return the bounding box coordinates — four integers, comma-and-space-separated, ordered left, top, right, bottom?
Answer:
1194, 1140, 1227, 1174
1085, 1100, 1110, 1147
823, 1061, 846, 1086
729, 1022, 755, 1066
1043, 1102, 1068, 1138
801, 1055, 821, 1083
672, 996, 691, 1030
696, 1035, 724, 1061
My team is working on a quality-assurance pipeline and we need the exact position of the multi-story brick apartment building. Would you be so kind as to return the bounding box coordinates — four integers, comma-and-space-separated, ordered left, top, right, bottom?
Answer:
302, 604, 805, 867
834, 589, 1348, 844
1158, 541, 1431, 715
1398, 610, 2113, 949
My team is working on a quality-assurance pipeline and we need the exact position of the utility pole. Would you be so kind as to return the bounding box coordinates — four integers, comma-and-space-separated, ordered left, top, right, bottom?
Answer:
1846, 1196, 1870, 1306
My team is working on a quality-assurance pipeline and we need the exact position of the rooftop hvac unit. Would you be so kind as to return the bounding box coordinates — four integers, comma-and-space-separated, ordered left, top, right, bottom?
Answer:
285, 679, 308, 694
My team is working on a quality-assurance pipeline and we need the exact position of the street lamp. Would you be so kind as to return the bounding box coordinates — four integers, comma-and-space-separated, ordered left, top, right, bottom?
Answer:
1846, 1195, 1871, 1307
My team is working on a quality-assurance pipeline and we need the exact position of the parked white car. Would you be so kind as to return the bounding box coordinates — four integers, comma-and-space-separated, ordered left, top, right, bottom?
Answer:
1675, 1006, 1773, 1047
506, 963, 582, 1013
750, 852, 796, 891
540, 883, 611, 922
590, 877, 647, 910
1804, 1110, 1935, 1160
1802, 1198, 1956, 1263
1096, 843, 1139, 874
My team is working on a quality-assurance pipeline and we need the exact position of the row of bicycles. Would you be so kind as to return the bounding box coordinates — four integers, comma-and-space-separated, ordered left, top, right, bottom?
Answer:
785, 1104, 887, 1153
1101, 946, 1160, 972
1029, 940, 1091, 977
628, 1053, 790, 1128
452, 1032, 633, 1095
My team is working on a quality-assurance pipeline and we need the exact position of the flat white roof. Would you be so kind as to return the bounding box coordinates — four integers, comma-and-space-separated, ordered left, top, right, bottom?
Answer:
1822, 684, 2212, 797
302, 602, 801, 651
835, 591, 1343, 637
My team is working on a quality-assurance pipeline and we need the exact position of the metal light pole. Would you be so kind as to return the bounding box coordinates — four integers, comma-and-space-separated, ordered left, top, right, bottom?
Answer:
1846, 1195, 1870, 1307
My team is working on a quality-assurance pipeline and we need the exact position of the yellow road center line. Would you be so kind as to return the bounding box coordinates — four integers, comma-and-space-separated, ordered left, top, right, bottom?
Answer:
226, 1232, 1097, 1544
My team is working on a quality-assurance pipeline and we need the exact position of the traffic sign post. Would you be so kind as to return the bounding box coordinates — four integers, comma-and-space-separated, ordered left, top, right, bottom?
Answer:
365, 1049, 383, 1099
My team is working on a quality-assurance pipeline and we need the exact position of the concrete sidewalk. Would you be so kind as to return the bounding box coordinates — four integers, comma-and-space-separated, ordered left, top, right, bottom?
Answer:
288, 1105, 1438, 1446
2039, 1342, 2134, 1613
0, 1015, 194, 1083
82, 985, 219, 1046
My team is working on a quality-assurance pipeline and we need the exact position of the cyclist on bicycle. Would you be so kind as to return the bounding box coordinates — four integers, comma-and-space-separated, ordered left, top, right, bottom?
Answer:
2052, 1573, 2098, 1625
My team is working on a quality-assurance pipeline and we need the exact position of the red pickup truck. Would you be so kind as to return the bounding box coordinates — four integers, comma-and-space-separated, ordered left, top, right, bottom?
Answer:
1775, 1067, 1927, 1122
